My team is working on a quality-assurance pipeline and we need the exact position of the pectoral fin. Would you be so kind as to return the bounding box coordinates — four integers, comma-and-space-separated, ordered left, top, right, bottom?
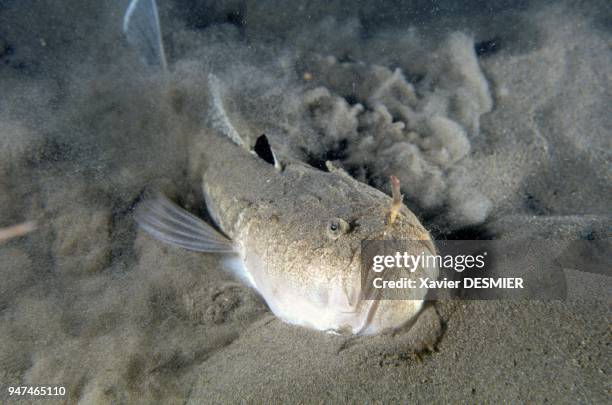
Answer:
123, 0, 168, 71
134, 194, 234, 253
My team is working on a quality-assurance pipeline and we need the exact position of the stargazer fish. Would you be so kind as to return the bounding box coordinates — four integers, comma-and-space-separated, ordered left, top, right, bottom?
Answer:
126, 0, 438, 335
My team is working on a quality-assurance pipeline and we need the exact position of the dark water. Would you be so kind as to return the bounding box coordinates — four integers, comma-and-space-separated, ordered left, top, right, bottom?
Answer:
0, 0, 609, 403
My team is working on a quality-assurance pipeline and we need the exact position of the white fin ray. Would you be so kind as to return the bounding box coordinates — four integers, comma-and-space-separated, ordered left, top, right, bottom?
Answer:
207, 73, 246, 147
123, 0, 168, 71
134, 194, 234, 253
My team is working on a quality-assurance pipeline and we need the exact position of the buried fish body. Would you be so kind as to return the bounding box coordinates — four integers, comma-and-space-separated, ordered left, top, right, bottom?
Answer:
127, 0, 438, 334
137, 134, 438, 335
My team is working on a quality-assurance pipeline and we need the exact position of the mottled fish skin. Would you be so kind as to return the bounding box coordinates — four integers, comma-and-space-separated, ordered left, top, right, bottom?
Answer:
124, 0, 438, 335
189, 132, 437, 334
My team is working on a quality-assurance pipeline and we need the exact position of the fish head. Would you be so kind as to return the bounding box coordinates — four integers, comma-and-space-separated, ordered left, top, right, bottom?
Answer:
237, 173, 437, 335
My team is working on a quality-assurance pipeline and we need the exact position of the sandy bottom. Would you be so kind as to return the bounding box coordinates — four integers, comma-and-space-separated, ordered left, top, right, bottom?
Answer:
0, 0, 609, 403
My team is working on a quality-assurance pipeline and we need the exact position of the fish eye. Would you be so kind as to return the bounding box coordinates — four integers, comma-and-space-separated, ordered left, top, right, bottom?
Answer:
326, 218, 349, 239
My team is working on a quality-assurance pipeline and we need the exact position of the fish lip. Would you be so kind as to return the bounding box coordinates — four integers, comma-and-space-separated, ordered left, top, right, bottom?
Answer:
351, 298, 379, 335
343, 236, 431, 335
331, 246, 376, 333
344, 245, 364, 309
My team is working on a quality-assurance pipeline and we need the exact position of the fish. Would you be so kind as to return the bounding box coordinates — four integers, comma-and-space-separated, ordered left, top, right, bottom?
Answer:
125, 0, 438, 335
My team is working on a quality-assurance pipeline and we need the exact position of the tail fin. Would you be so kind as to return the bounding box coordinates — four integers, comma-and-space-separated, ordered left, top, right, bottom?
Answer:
123, 0, 168, 71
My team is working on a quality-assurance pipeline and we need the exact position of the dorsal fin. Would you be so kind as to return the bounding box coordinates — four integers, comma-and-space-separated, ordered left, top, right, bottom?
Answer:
207, 73, 246, 147
253, 134, 275, 165
123, 0, 168, 71
207, 75, 282, 170
252, 134, 282, 170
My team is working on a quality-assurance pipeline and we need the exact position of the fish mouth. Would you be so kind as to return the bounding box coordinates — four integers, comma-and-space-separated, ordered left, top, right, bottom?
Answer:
328, 247, 383, 334
343, 235, 435, 335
